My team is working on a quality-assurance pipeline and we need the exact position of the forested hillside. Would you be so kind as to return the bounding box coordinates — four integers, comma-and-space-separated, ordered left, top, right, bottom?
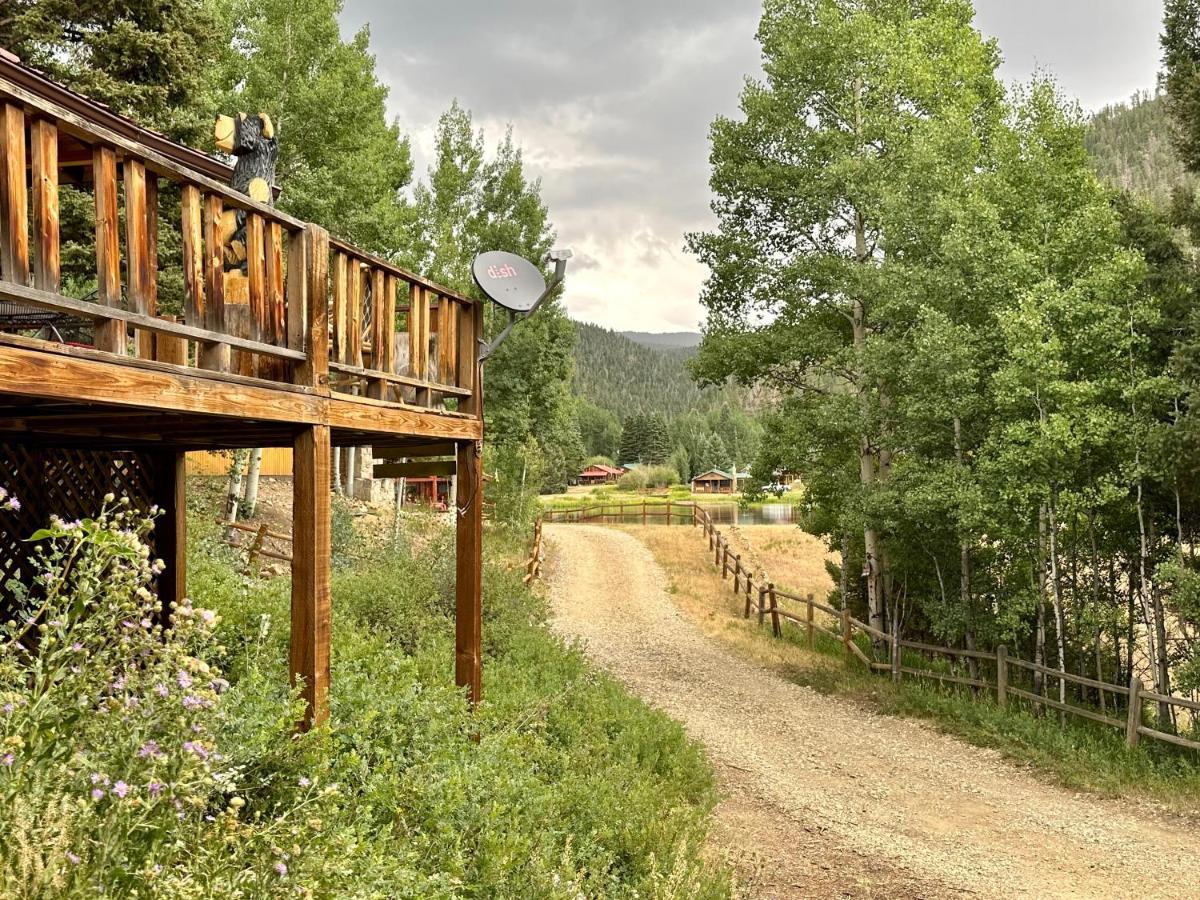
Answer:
619, 331, 702, 349
1086, 90, 1196, 205
571, 323, 762, 476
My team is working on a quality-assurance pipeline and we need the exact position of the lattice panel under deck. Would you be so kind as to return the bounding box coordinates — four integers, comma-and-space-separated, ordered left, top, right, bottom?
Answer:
0, 446, 157, 617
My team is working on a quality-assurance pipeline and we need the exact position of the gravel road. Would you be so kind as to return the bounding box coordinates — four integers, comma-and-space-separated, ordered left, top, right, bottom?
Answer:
543, 524, 1200, 900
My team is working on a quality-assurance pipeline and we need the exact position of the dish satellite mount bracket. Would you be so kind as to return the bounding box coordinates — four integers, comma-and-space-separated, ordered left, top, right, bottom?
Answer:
473, 249, 572, 363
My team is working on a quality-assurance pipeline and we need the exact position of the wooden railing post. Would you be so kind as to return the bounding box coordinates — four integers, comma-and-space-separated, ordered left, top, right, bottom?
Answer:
1126, 676, 1143, 749
642, 498, 647, 525
295, 226, 329, 390
1, 103, 29, 286
996, 645, 1008, 707
30, 117, 59, 293
806, 593, 815, 650
769, 583, 781, 638
93, 145, 125, 354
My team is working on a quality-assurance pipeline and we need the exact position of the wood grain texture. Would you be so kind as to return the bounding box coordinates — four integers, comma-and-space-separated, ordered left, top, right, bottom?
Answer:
200, 193, 228, 370
30, 118, 58, 292
297, 226, 329, 390
0, 103, 28, 285
0, 341, 322, 424
292, 424, 332, 729
455, 439, 483, 704
381, 273, 397, 375
368, 267, 387, 399
327, 394, 482, 440
124, 159, 152, 357
93, 145, 124, 353
373, 460, 457, 479
349, 259, 364, 368
152, 450, 187, 623
332, 251, 348, 364
181, 184, 204, 327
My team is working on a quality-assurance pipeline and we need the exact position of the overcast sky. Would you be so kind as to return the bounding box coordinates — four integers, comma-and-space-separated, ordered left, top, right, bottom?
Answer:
341, 1, 1166, 333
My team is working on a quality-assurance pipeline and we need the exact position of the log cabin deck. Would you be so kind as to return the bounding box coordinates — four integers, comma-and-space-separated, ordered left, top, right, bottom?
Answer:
0, 54, 484, 724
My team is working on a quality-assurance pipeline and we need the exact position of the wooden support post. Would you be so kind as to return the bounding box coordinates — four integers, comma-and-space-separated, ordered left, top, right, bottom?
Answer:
841, 606, 852, 659
1126, 676, 1143, 749
721, 542, 729, 578
93, 145, 124, 354
295, 226, 329, 390
124, 159, 153, 357
30, 118, 58, 292
732, 554, 741, 593
996, 645, 1008, 707
642, 498, 647, 525
758, 585, 767, 627
744, 577, 753, 619
456, 439, 483, 705
1, 103, 28, 285
769, 583, 781, 638
807, 593, 815, 650
291, 424, 331, 730
151, 451, 187, 625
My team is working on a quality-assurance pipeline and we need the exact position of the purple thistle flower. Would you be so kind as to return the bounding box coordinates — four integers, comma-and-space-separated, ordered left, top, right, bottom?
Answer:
91, 788, 105, 801
89, 772, 106, 785
1, 753, 13, 767
121, 620, 136, 630
274, 862, 288, 877
182, 695, 203, 711
66, 851, 80, 865
148, 781, 164, 796
298, 776, 311, 788
176, 670, 192, 690
113, 781, 130, 799
138, 740, 162, 759
154, 683, 169, 698
2, 703, 13, 714
8, 498, 19, 511
183, 741, 209, 761
71, 642, 83, 652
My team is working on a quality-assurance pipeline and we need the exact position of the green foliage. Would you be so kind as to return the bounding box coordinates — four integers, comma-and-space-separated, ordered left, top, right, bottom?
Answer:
1086, 91, 1195, 207
0, 499, 728, 896
689, 0, 1200, 711
220, 0, 414, 256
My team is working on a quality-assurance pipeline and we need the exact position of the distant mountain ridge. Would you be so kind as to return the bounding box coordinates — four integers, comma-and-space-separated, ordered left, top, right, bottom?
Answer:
618, 331, 702, 349
1086, 89, 1196, 206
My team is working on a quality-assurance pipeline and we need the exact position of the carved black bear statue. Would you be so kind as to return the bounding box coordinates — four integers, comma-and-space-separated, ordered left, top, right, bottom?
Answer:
214, 112, 278, 268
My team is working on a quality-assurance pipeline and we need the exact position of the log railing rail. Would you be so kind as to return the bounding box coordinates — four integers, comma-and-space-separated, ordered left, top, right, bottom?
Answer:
0, 58, 482, 415
541, 501, 1200, 754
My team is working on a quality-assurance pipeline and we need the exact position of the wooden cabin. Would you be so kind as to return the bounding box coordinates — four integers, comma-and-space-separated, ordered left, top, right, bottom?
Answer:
690, 469, 750, 494
577, 463, 623, 486
0, 56, 485, 724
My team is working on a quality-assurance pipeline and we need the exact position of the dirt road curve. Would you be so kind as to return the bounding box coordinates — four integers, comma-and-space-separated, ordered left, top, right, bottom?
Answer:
543, 524, 1200, 900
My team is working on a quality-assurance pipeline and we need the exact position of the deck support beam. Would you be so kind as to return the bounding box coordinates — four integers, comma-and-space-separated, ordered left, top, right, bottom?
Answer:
455, 438, 483, 704
150, 450, 187, 623
291, 424, 331, 728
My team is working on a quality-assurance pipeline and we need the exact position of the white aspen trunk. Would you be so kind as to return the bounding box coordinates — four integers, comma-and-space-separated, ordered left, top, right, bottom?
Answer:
224, 449, 249, 532
242, 448, 263, 519
1035, 504, 1048, 700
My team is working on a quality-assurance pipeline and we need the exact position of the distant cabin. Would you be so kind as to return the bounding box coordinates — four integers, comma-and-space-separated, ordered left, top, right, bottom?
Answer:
691, 469, 751, 494
578, 464, 625, 486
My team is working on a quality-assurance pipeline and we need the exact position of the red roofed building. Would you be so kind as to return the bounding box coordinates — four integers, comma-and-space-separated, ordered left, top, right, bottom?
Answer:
578, 464, 624, 486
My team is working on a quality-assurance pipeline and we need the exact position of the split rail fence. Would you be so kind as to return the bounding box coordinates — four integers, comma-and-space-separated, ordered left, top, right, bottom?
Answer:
539, 501, 1200, 754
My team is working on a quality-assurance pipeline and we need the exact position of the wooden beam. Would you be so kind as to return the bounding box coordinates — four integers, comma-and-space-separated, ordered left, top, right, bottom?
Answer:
374, 440, 458, 458
295, 225, 329, 391
373, 460, 456, 479
93, 144, 124, 353
30, 118, 58, 292
0, 340, 322, 424
0, 279, 305, 361
151, 450, 187, 623
0, 103, 28, 284
455, 439, 483, 704
291, 424, 331, 729
327, 394, 482, 441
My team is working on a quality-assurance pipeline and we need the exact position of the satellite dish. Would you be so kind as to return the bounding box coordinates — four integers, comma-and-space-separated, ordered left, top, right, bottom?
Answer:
472, 251, 546, 313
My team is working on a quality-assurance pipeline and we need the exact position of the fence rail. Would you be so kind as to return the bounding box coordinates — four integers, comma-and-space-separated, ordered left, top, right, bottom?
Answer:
539, 501, 1200, 754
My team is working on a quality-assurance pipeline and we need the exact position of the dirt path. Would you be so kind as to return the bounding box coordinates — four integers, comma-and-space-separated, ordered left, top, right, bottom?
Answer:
543, 524, 1200, 900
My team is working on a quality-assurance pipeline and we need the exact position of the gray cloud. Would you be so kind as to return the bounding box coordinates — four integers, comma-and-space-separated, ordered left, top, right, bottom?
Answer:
342, 1, 1163, 331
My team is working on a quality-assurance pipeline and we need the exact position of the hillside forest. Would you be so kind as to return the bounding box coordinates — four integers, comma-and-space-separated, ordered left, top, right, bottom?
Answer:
688, 0, 1200, 729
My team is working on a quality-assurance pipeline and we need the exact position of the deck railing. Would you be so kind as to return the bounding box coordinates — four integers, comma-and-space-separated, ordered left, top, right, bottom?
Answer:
0, 57, 480, 415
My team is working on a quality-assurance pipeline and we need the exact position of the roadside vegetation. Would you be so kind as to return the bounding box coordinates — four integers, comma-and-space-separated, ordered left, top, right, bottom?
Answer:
0, 490, 731, 898
627, 524, 1200, 816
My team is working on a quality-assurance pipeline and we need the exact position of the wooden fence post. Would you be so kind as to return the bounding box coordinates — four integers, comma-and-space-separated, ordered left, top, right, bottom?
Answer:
721, 542, 729, 578
715, 536, 721, 568
666, 499, 672, 524
769, 583, 781, 638
806, 593, 815, 650
996, 645, 1008, 708
642, 498, 647, 525
841, 606, 852, 659
758, 585, 767, 627
744, 577, 753, 619
1126, 676, 1143, 749
732, 555, 741, 593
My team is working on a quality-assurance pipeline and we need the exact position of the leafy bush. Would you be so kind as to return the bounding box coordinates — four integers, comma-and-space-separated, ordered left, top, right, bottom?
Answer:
2, 499, 729, 897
